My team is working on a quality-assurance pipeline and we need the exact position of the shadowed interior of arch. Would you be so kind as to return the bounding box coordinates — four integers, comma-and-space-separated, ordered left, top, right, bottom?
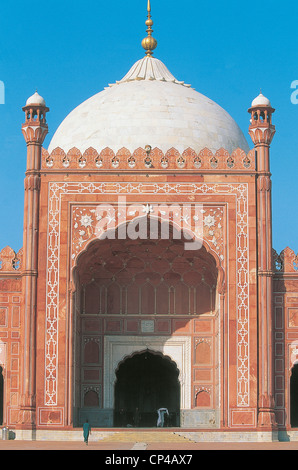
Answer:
291, 363, 298, 427
114, 350, 180, 427
0, 366, 3, 425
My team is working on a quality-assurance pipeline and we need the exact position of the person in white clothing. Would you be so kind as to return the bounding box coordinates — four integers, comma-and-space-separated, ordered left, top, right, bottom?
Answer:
157, 408, 169, 427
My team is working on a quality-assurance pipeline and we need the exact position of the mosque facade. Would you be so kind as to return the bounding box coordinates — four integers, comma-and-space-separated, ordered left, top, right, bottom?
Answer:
1, 2, 298, 440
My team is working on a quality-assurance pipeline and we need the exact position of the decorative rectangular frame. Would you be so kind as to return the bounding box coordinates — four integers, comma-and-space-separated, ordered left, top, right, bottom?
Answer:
45, 181, 249, 410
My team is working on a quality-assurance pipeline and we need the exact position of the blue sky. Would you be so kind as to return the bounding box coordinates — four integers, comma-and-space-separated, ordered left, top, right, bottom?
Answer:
0, 0, 297, 254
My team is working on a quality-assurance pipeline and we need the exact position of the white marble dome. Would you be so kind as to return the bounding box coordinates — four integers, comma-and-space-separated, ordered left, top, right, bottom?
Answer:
26, 91, 46, 107
48, 56, 249, 155
251, 92, 271, 108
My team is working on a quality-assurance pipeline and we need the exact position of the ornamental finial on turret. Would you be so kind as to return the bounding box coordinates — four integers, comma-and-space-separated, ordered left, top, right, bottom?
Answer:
141, 0, 157, 56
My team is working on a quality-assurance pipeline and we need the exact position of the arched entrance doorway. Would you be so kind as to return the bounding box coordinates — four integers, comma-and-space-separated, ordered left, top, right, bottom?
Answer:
114, 351, 180, 427
290, 363, 298, 427
73, 221, 221, 427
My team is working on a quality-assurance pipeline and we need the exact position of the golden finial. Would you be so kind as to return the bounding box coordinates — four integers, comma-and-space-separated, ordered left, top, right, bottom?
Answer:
141, 0, 157, 56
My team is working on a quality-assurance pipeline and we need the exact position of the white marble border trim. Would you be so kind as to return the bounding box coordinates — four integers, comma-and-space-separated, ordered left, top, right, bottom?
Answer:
103, 335, 191, 410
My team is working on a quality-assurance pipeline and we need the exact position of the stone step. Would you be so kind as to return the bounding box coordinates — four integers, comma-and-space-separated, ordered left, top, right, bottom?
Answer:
99, 431, 193, 443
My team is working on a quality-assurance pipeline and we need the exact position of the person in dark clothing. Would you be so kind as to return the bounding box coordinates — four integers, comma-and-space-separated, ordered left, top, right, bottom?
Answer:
134, 407, 140, 427
120, 408, 127, 427
83, 419, 91, 445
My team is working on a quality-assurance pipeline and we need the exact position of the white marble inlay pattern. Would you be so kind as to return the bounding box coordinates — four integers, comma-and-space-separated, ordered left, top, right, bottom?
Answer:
45, 181, 249, 409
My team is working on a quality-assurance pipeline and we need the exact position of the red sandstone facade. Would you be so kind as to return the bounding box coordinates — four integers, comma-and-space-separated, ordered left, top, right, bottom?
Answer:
0, 87, 298, 439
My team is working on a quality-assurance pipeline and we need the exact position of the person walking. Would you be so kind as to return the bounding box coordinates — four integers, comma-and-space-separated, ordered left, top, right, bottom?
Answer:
83, 419, 91, 445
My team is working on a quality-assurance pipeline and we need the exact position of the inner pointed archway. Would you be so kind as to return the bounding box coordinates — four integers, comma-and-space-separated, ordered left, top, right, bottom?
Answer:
114, 351, 180, 427
73, 221, 221, 428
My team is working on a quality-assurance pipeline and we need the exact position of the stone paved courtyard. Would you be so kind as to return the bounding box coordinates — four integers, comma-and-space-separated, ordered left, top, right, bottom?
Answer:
1, 430, 298, 451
